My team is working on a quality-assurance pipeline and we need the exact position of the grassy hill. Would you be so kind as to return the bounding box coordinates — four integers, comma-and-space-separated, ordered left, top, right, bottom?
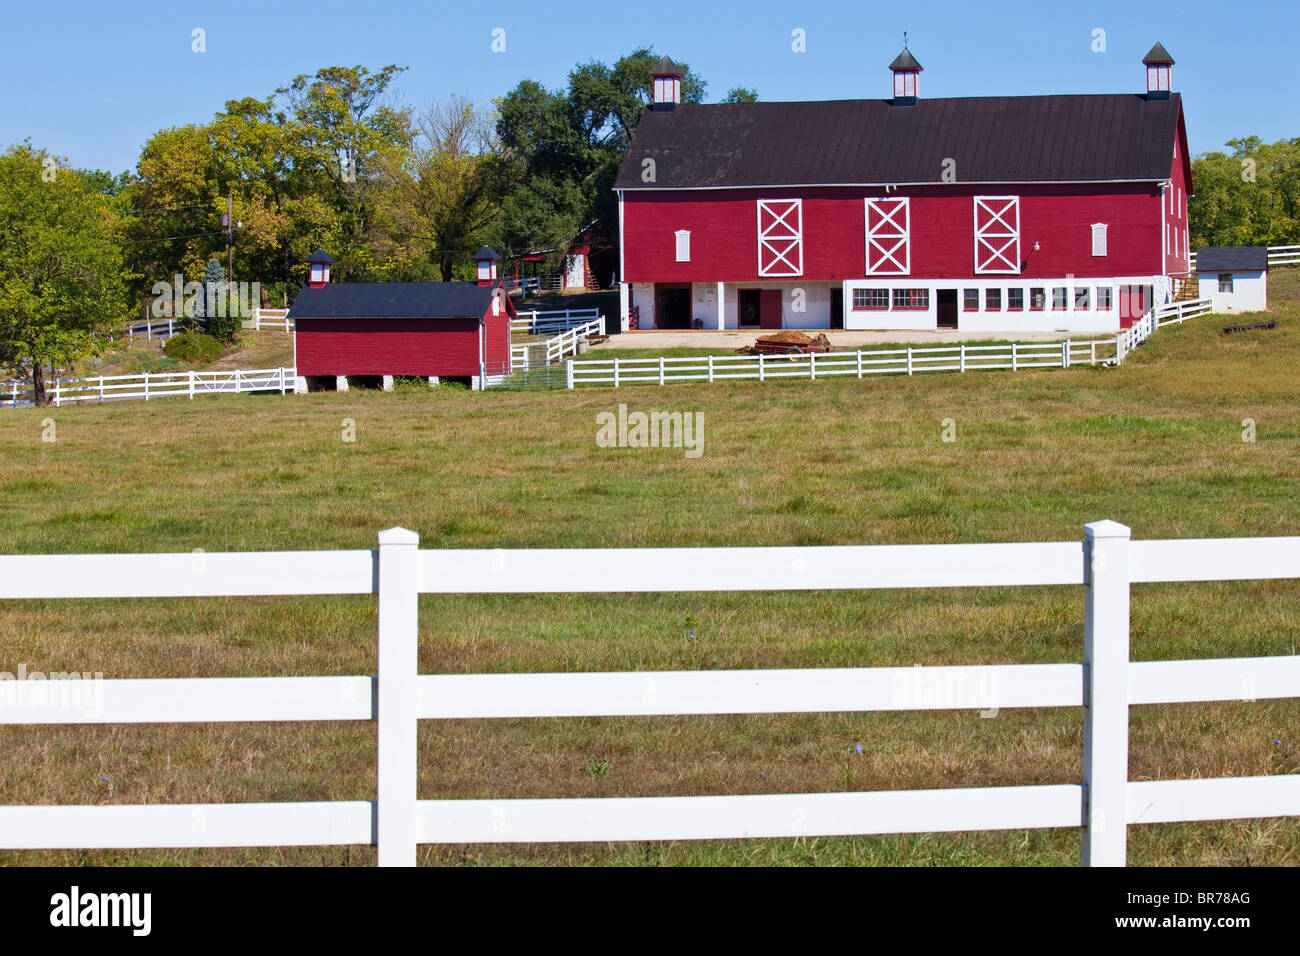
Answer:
0, 274, 1296, 866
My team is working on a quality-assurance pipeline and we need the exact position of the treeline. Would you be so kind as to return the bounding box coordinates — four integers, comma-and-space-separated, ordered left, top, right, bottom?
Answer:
2, 47, 748, 401
1190, 136, 1300, 248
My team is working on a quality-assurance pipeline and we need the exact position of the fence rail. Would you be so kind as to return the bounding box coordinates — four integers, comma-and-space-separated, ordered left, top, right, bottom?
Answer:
511, 308, 603, 335
3, 367, 294, 407
1188, 243, 1300, 270
1, 523, 1297, 865
243, 308, 293, 332
569, 298, 1217, 389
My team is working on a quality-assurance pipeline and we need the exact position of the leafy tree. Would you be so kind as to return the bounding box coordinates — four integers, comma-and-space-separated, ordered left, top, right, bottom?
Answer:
1190, 136, 1300, 248
0, 143, 130, 405
721, 87, 760, 103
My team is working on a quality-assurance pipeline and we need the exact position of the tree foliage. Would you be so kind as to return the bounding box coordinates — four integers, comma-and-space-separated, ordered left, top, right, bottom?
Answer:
1190, 136, 1300, 249
0, 143, 130, 404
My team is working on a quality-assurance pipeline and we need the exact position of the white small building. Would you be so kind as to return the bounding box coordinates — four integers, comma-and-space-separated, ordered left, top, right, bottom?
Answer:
1196, 247, 1268, 314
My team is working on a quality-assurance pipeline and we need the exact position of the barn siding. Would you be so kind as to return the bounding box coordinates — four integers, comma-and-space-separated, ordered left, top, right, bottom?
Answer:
295, 318, 483, 376
623, 184, 1163, 284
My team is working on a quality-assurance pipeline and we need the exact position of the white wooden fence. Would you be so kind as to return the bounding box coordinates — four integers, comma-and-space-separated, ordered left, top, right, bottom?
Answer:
1, 522, 1297, 866
120, 318, 182, 342
1188, 243, 1300, 270
511, 318, 605, 372
243, 308, 293, 332
569, 298, 1217, 389
3, 367, 295, 407
511, 308, 603, 336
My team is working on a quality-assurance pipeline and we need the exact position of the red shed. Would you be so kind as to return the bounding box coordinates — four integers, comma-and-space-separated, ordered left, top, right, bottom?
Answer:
290, 251, 516, 391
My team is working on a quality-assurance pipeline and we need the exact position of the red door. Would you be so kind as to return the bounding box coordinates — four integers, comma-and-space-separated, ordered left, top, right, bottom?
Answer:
1119, 285, 1149, 329
759, 289, 783, 329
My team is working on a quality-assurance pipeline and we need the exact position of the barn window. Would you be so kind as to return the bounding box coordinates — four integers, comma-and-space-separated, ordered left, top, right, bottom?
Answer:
757, 199, 803, 277
1091, 223, 1108, 257
1008, 288, 1024, 310
1075, 287, 1090, 310
864, 198, 910, 275
1097, 288, 1113, 310
1029, 288, 1046, 310
974, 196, 1021, 274
892, 288, 928, 309
985, 288, 1001, 310
1219, 273, 1234, 293
852, 288, 888, 310
674, 229, 691, 263
1052, 287, 1068, 310
963, 289, 980, 311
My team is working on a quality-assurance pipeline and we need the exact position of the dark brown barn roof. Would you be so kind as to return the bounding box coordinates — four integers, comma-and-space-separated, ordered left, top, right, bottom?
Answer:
615, 93, 1184, 189
289, 281, 502, 319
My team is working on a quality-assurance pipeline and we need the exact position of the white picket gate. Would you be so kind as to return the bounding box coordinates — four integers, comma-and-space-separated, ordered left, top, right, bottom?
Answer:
1, 522, 1298, 866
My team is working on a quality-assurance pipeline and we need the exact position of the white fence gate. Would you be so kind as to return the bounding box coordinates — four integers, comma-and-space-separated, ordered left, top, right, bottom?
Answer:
1, 522, 1297, 866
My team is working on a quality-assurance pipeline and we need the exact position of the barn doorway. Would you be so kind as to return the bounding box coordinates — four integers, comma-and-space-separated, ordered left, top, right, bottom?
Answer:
738, 289, 761, 328
830, 288, 844, 329
1119, 284, 1152, 329
759, 289, 783, 329
656, 285, 692, 329
936, 289, 958, 329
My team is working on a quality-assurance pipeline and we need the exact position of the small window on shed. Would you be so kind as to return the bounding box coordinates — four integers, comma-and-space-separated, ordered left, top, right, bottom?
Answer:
1219, 273, 1234, 293
1091, 223, 1108, 257
674, 230, 691, 263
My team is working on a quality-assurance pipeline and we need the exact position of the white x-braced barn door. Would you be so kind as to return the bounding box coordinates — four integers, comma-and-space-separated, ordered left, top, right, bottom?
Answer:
757, 199, 803, 277
973, 196, 1020, 274
864, 197, 910, 275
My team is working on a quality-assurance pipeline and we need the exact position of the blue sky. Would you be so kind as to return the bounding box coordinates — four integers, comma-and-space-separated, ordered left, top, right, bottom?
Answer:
2, 0, 1296, 174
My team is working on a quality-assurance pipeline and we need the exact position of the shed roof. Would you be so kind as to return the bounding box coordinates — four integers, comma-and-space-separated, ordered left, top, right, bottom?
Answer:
615, 93, 1185, 189
1195, 246, 1268, 272
289, 281, 502, 319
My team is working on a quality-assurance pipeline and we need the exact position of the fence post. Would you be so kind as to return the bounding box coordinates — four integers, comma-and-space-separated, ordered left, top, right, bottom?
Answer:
659, 357, 665, 386
1063, 340, 1070, 369
906, 347, 913, 376
708, 355, 714, 383
960, 344, 966, 373
53, 379, 60, 407
99, 377, 105, 403
188, 370, 195, 400
1011, 343, 1018, 371
856, 350, 862, 378
613, 358, 620, 388
167, 319, 174, 338
809, 352, 817, 381
760, 354, 766, 382
377, 526, 420, 867
144, 374, 149, 402
279, 367, 286, 395
1082, 519, 1132, 867
566, 359, 575, 390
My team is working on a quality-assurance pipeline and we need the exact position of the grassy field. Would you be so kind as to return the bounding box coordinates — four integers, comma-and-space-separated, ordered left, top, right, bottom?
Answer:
0, 274, 1297, 866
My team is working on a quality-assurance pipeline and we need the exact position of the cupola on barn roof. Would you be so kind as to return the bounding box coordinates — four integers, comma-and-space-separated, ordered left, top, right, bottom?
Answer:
651, 55, 683, 76
1142, 42, 1175, 65
889, 48, 923, 71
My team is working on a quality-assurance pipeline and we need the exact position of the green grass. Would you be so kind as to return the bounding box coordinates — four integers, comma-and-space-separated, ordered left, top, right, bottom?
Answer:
0, 273, 1297, 866
582, 338, 1067, 363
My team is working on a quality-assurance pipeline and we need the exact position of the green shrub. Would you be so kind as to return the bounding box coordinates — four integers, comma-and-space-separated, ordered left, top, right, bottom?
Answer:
163, 332, 225, 366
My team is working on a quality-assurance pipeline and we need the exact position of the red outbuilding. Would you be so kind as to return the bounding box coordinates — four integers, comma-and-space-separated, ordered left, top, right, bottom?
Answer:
290, 249, 516, 391
615, 46, 1193, 334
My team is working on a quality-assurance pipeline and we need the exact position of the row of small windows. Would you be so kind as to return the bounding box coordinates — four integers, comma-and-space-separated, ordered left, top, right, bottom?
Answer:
852, 286, 1116, 311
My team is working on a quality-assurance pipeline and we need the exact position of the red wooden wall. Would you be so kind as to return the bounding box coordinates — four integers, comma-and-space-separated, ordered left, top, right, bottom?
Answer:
297, 314, 506, 377
623, 183, 1166, 283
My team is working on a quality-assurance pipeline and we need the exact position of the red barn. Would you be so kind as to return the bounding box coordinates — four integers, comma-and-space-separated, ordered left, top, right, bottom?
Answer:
615, 46, 1192, 334
290, 250, 516, 391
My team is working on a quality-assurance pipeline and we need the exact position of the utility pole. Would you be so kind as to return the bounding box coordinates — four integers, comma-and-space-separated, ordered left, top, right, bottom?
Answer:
225, 196, 233, 282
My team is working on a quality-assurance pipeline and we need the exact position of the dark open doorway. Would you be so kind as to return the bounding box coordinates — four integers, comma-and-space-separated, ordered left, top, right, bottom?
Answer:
738, 289, 761, 328
937, 288, 958, 329
656, 285, 692, 329
830, 288, 844, 329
